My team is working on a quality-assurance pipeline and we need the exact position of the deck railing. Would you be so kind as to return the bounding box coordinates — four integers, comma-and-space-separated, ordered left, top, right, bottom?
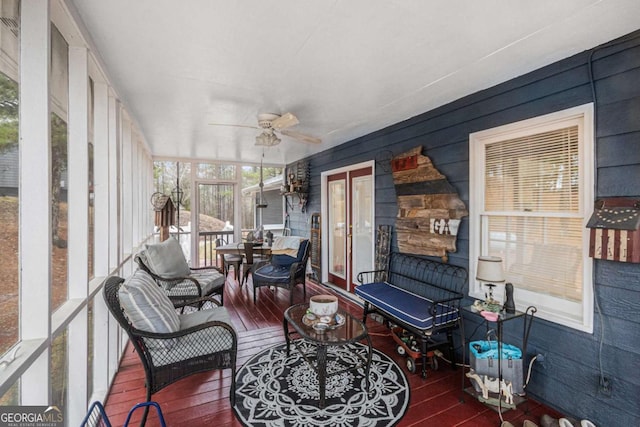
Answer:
198, 230, 234, 267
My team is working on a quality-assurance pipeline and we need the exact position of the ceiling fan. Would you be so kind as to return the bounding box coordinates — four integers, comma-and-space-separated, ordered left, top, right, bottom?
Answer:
210, 112, 321, 146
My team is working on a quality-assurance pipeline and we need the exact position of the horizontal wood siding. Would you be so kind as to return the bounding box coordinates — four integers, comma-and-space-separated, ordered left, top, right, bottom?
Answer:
286, 30, 640, 425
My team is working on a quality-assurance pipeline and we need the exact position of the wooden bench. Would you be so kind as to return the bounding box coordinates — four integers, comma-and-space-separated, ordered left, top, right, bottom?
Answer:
356, 252, 467, 378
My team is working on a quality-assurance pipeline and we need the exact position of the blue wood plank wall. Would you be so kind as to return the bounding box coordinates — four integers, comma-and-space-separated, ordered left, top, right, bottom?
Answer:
286, 29, 640, 425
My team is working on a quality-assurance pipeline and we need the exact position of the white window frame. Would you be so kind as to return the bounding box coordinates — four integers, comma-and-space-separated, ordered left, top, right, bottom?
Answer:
469, 104, 594, 333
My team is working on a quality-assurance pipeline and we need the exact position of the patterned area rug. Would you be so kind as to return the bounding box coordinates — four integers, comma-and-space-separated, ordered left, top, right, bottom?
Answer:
233, 340, 409, 427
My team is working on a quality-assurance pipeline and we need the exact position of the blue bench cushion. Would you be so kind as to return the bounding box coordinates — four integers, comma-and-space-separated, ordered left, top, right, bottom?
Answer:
355, 282, 459, 331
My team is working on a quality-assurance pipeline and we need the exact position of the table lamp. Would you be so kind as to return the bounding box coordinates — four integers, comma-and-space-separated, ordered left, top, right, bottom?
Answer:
476, 256, 505, 312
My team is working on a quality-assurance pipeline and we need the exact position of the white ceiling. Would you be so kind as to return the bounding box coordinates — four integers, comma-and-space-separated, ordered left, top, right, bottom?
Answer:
68, 0, 640, 165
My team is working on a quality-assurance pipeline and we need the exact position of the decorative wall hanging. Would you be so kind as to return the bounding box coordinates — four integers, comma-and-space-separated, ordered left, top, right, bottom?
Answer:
282, 160, 310, 212
391, 146, 468, 262
587, 197, 640, 263
374, 225, 393, 282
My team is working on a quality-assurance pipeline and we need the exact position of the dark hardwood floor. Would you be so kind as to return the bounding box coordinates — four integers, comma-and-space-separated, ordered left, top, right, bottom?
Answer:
104, 271, 562, 426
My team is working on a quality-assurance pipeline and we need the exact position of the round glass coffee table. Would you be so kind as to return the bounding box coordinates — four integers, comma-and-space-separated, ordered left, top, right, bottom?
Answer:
283, 303, 372, 408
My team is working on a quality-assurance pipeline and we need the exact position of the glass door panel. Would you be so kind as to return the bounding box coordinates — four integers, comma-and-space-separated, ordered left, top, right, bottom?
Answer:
351, 173, 373, 286
328, 174, 347, 288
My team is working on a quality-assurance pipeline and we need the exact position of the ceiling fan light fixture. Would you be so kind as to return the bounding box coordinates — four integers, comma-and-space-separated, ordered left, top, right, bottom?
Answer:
255, 131, 281, 146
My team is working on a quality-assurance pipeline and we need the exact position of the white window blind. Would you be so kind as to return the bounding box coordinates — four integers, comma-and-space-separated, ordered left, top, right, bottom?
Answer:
484, 126, 583, 302
470, 104, 594, 332
484, 126, 580, 213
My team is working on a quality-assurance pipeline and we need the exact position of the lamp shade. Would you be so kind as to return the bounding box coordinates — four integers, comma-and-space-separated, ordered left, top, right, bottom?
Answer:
476, 256, 505, 283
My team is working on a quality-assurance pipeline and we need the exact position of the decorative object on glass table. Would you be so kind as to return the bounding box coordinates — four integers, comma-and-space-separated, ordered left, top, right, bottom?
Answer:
303, 309, 345, 331
309, 294, 338, 316
480, 310, 499, 322
476, 256, 505, 312
503, 282, 516, 314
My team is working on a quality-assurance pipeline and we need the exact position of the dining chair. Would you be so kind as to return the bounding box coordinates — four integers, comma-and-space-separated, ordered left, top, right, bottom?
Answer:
239, 242, 268, 287
252, 239, 310, 305
216, 238, 242, 281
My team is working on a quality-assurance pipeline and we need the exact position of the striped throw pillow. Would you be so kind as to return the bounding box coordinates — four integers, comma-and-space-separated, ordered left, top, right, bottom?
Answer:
118, 269, 180, 333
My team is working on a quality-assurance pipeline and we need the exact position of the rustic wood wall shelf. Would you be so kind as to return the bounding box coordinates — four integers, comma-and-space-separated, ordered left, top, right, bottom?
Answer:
282, 160, 310, 212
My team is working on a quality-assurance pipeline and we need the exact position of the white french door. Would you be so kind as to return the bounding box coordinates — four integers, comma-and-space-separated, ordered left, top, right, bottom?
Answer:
323, 162, 374, 293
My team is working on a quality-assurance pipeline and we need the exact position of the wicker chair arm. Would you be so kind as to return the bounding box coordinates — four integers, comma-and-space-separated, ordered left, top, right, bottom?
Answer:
173, 296, 221, 309
137, 320, 237, 369
291, 260, 307, 275
132, 319, 235, 341
189, 265, 223, 274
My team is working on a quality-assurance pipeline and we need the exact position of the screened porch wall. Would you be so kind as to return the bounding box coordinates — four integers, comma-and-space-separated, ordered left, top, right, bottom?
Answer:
0, 2, 155, 426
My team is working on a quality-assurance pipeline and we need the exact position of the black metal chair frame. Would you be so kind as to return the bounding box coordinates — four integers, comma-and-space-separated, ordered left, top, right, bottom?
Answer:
252, 240, 309, 305
135, 253, 225, 308
103, 276, 238, 424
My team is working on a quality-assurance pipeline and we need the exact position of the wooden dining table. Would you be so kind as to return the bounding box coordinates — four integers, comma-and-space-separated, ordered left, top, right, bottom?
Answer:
214, 242, 273, 281
215, 242, 272, 256
214, 242, 271, 265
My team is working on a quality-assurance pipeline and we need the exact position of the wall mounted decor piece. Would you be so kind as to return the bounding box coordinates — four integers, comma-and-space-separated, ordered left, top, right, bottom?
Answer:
587, 197, 640, 263
309, 212, 321, 281
374, 225, 392, 282
282, 160, 310, 212
391, 146, 468, 262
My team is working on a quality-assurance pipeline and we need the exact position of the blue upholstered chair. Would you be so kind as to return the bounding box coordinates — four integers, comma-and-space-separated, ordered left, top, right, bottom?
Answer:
252, 239, 310, 305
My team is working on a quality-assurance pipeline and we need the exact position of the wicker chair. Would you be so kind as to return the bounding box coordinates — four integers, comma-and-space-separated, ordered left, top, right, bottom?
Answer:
103, 274, 237, 422
252, 239, 310, 305
135, 249, 225, 309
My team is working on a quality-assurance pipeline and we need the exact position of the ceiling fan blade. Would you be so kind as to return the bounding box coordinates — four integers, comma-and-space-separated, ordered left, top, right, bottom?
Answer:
208, 123, 260, 130
270, 112, 299, 130
280, 129, 321, 144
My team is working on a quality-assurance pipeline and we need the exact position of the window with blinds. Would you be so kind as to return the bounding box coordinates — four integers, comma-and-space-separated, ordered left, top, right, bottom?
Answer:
469, 104, 594, 332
